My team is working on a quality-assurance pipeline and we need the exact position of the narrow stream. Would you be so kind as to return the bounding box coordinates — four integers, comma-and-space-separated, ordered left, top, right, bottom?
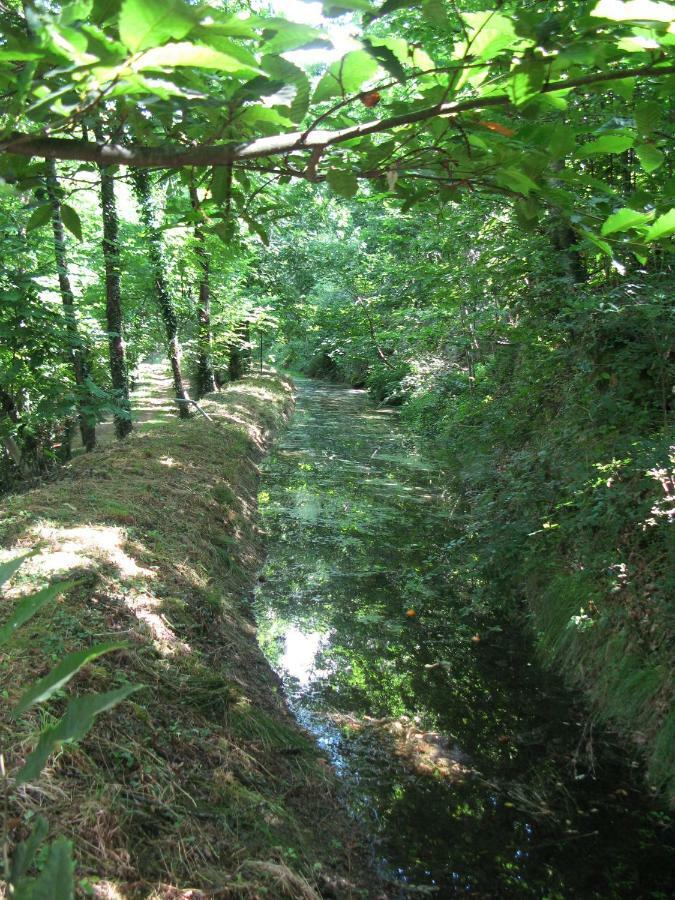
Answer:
254, 378, 672, 898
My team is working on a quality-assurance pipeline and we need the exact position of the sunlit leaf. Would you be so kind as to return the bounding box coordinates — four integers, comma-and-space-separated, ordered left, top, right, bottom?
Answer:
591, 0, 675, 22
644, 208, 675, 241
0, 552, 34, 589
118, 0, 197, 53
635, 144, 665, 173
135, 42, 261, 75
313, 50, 378, 103
600, 207, 653, 235
576, 134, 634, 157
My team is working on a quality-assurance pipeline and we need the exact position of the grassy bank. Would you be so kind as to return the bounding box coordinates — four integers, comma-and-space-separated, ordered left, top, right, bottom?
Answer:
0, 374, 373, 897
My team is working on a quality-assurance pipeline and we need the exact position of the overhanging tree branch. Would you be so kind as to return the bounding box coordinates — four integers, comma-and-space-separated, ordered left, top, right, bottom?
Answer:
1, 62, 672, 170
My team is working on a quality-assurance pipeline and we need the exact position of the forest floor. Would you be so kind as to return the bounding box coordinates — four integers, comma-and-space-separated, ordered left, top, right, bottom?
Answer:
0, 373, 381, 898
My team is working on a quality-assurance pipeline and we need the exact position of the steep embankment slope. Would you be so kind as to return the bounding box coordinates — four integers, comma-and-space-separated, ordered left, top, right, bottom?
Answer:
0, 375, 372, 898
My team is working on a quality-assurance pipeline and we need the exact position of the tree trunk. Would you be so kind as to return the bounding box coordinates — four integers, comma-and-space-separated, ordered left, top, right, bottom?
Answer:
228, 321, 251, 381
133, 170, 191, 417
45, 159, 97, 451
97, 144, 132, 439
189, 186, 217, 398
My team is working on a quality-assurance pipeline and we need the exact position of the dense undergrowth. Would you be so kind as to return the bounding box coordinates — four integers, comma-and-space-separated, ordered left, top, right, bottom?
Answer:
263, 192, 674, 802
0, 374, 374, 897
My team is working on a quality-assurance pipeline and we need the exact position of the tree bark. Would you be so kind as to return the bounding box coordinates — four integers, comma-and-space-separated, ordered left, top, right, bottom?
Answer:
228, 321, 251, 381
97, 140, 132, 438
189, 186, 217, 398
45, 159, 97, 451
2, 62, 672, 170
133, 169, 191, 417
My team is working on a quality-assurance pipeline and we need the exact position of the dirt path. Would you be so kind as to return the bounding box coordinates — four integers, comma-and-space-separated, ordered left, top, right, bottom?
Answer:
74, 359, 176, 449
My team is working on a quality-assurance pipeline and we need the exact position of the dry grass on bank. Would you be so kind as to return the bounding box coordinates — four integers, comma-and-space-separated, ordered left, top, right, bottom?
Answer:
0, 374, 375, 898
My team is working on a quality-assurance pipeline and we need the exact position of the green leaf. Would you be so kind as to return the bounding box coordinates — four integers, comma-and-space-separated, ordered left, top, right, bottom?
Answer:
262, 22, 327, 55
60, 204, 82, 241
313, 50, 378, 103
635, 144, 665, 173
323, 1, 374, 17
509, 59, 545, 106
0, 552, 33, 589
327, 169, 359, 199
0, 581, 74, 649
27, 836, 75, 900
14, 642, 126, 717
457, 11, 518, 60
15, 684, 141, 784
118, 0, 196, 53
9, 816, 48, 884
634, 100, 661, 136
261, 55, 310, 123
645, 208, 675, 241
600, 207, 653, 235
591, 0, 675, 22
135, 42, 261, 75
576, 134, 634, 157
362, 38, 406, 81
494, 167, 539, 196
26, 205, 52, 231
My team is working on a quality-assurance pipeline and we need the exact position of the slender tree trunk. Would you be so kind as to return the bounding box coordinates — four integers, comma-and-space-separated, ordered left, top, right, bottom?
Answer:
228, 321, 250, 381
45, 159, 97, 451
189, 186, 217, 397
133, 170, 191, 417
97, 143, 132, 438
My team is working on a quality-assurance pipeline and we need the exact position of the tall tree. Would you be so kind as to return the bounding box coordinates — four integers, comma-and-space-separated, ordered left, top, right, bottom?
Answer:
44, 160, 97, 451
96, 132, 132, 439
189, 184, 217, 397
133, 169, 191, 416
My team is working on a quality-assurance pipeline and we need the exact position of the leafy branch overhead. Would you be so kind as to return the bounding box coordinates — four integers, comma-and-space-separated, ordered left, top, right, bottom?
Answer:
0, 0, 673, 246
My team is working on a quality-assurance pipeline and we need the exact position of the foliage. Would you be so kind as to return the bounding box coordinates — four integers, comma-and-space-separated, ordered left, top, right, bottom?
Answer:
0, 555, 135, 894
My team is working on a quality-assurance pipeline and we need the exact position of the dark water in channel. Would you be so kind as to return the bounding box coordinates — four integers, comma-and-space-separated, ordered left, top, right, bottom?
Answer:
254, 378, 673, 898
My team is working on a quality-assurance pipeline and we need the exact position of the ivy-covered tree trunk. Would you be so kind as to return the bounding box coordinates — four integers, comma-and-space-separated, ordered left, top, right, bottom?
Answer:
45, 160, 96, 451
189, 186, 217, 398
133, 170, 191, 417
98, 156, 132, 439
228, 321, 251, 381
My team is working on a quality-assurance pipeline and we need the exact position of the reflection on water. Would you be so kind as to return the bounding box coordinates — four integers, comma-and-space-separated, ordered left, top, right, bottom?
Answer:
254, 379, 673, 897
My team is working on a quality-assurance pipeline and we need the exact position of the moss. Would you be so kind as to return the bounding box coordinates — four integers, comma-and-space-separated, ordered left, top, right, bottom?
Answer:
0, 373, 375, 897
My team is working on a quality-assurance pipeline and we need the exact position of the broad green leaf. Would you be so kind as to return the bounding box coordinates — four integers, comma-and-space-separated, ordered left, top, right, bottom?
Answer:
242, 212, 269, 246
494, 167, 539, 196
591, 0, 675, 22
135, 42, 261, 75
600, 207, 653, 235
365, 35, 434, 72
61, 204, 82, 241
635, 144, 665, 173
25, 836, 75, 900
581, 229, 613, 256
422, 0, 449, 26
645, 208, 675, 241
327, 169, 359, 198
457, 11, 519, 61
0, 552, 33, 589
261, 55, 310, 123
15, 684, 141, 784
118, 0, 196, 53
576, 134, 634, 157
634, 100, 661, 136
323, 1, 374, 16
509, 59, 545, 106
262, 22, 328, 55
0, 581, 73, 648
9, 816, 48, 884
313, 50, 378, 103
14, 642, 125, 716
26, 205, 52, 231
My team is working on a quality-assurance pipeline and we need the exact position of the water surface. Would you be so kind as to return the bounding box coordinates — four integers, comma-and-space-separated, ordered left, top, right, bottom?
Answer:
254, 378, 672, 897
